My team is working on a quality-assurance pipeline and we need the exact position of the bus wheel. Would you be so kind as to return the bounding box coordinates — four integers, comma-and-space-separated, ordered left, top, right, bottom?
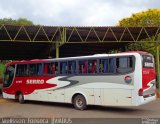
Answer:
73, 95, 87, 110
18, 93, 25, 104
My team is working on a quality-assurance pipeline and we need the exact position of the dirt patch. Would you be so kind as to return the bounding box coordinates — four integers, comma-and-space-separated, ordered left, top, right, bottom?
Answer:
0, 78, 2, 94
0, 77, 3, 84
156, 89, 160, 98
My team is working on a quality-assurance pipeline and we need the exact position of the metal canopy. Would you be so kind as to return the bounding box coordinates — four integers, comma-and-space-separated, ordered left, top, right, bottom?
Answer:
0, 25, 160, 59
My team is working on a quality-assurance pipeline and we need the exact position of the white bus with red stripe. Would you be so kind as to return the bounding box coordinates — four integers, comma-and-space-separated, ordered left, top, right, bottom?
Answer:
2, 51, 156, 110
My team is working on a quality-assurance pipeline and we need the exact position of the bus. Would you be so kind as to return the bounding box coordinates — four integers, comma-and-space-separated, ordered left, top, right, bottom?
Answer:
2, 51, 156, 110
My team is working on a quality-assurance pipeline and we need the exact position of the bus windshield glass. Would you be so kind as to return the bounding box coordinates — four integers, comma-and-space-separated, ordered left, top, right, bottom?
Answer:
3, 65, 15, 88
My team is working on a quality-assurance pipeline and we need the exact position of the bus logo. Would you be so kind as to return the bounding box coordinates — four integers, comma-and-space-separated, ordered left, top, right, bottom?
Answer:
26, 79, 44, 84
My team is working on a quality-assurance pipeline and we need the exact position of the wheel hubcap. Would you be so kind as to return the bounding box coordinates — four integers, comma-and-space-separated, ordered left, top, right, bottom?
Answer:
76, 98, 83, 108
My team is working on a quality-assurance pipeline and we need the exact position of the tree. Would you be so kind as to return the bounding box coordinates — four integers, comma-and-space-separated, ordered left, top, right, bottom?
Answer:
0, 18, 33, 26
117, 9, 160, 56
0, 18, 34, 80
118, 9, 160, 27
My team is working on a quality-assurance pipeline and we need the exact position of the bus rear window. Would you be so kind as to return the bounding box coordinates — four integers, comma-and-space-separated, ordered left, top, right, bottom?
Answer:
142, 55, 154, 68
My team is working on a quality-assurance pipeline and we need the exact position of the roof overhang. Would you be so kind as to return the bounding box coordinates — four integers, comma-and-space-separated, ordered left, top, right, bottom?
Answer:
0, 25, 159, 59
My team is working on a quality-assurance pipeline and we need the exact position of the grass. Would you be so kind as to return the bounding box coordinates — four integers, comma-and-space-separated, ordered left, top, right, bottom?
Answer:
0, 64, 5, 77
0, 64, 5, 87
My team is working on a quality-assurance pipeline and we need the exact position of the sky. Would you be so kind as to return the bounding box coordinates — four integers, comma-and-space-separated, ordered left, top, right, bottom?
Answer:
0, 0, 159, 26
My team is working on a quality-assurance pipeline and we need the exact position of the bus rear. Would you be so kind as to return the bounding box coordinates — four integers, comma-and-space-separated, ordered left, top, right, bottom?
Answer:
138, 53, 156, 105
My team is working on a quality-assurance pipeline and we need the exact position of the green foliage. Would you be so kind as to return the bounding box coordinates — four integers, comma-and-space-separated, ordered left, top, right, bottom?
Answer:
0, 64, 5, 77
108, 49, 122, 54
117, 9, 160, 57
118, 9, 160, 27
0, 18, 33, 26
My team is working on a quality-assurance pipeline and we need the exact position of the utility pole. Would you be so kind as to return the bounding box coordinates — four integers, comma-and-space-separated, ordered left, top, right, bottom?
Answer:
156, 35, 160, 88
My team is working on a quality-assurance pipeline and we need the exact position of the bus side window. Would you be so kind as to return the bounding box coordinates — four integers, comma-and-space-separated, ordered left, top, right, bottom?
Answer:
83, 61, 88, 73
43, 63, 48, 75
88, 60, 97, 73
128, 57, 133, 68
37, 63, 43, 76
16, 65, 21, 76
43, 62, 58, 75
60, 62, 67, 74
29, 64, 38, 76
78, 60, 88, 74
99, 60, 102, 73
116, 57, 133, 73
68, 61, 76, 74
54, 62, 58, 74
109, 58, 115, 73
16, 64, 28, 76
50, 63, 55, 74
50, 62, 59, 75
99, 59, 109, 73
78, 61, 83, 74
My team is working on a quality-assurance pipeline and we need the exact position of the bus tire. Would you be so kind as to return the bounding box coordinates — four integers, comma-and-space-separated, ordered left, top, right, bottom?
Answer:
18, 93, 25, 104
73, 94, 87, 110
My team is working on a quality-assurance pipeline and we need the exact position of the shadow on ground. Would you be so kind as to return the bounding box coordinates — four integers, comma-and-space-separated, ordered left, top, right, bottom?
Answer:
19, 100, 142, 114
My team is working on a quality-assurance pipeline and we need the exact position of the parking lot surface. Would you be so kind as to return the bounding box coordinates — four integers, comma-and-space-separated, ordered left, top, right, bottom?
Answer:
0, 95, 160, 118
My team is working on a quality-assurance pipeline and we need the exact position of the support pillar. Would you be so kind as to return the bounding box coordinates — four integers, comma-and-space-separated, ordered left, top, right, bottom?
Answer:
156, 37, 160, 88
55, 27, 66, 59
56, 46, 59, 58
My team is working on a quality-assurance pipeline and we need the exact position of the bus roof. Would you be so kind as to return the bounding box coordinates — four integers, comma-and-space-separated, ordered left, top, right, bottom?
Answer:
119, 51, 148, 54
6, 51, 150, 66
6, 59, 48, 66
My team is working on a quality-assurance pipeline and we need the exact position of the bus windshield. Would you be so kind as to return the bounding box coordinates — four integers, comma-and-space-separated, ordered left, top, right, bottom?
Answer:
3, 65, 15, 88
